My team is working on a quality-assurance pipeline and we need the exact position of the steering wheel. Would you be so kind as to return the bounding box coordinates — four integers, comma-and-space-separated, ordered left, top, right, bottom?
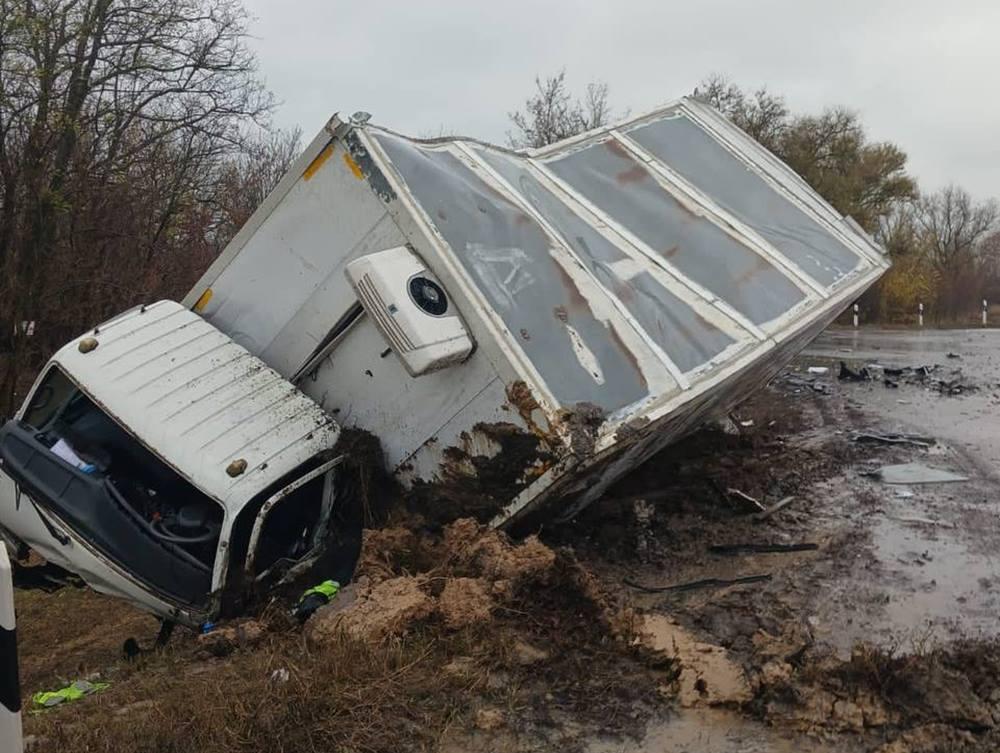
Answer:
151, 518, 218, 545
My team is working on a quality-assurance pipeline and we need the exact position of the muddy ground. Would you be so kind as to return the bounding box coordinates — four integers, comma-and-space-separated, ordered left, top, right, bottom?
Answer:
14, 327, 1000, 752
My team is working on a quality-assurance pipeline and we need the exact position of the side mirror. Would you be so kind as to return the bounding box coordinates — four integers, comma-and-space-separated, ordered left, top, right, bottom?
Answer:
345, 247, 474, 376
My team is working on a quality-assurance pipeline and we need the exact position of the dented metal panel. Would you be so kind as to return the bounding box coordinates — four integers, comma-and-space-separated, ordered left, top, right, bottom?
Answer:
471, 146, 742, 374
372, 132, 676, 413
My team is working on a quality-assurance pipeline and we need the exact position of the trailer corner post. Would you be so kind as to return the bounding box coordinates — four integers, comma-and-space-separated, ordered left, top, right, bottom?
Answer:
0, 543, 22, 753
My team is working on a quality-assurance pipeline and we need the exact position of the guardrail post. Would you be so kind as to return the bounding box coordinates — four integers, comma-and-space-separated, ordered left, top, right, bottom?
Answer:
853, 303, 859, 328
918, 302, 924, 328
0, 543, 22, 753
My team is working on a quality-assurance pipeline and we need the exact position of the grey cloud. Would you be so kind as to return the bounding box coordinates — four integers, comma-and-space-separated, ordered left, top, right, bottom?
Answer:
243, 0, 999, 199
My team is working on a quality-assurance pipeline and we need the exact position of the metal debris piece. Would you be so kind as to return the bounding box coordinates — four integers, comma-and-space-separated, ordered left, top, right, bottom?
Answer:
752, 495, 797, 522
624, 573, 772, 593
726, 488, 766, 513
891, 515, 956, 529
852, 432, 934, 449
839, 361, 871, 382
709, 543, 819, 555
865, 463, 969, 485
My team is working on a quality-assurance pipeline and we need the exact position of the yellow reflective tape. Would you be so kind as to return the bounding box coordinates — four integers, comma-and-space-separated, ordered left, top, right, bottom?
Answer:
193, 288, 213, 313
303, 143, 334, 181
342, 152, 364, 180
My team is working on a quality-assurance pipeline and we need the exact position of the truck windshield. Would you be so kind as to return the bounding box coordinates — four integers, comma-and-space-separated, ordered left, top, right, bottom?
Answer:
8, 366, 223, 605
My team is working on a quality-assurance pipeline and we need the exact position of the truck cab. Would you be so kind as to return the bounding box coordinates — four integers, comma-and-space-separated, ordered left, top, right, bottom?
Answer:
0, 301, 355, 626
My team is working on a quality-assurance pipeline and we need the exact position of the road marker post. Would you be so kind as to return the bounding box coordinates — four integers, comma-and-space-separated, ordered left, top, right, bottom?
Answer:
853, 303, 859, 329
983, 300, 989, 327
0, 543, 22, 753
918, 302, 924, 328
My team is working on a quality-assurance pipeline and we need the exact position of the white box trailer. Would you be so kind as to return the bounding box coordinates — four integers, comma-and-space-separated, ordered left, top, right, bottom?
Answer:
0, 97, 887, 625
184, 96, 886, 523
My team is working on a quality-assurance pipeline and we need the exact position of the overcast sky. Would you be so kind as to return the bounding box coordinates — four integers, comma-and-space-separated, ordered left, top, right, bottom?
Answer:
241, 0, 999, 200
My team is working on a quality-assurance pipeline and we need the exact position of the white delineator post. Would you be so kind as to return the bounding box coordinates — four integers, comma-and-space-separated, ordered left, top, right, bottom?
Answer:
918, 302, 924, 328
853, 303, 859, 328
0, 543, 22, 753
983, 300, 989, 327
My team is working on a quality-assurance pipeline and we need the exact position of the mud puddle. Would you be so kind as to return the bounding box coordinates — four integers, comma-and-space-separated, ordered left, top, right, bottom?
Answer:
587, 707, 854, 753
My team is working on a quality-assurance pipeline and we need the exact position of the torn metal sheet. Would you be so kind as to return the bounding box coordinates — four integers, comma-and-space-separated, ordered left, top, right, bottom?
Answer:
868, 463, 970, 485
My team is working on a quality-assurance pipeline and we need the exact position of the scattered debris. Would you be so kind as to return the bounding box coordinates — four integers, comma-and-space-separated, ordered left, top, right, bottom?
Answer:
779, 373, 831, 395
839, 361, 871, 382
726, 488, 766, 513
890, 516, 957, 529
864, 463, 970, 485
947, 352, 962, 359
624, 574, 772, 594
709, 543, 819, 556
751, 495, 797, 522
32, 679, 109, 709
839, 360, 978, 395
852, 432, 934, 449
807, 366, 829, 375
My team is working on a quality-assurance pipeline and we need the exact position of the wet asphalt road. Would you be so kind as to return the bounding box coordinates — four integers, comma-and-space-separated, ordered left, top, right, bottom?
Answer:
802, 326, 1000, 470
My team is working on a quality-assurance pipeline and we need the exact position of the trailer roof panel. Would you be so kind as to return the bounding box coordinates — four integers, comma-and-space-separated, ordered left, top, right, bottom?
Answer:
623, 110, 864, 287
473, 146, 738, 373
541, 137, 808, 325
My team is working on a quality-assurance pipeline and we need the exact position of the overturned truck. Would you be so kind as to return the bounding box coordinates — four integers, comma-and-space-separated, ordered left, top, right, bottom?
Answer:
0, 97, 888, 626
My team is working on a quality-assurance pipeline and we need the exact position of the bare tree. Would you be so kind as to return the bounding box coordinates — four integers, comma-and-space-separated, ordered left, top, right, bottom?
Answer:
915, 186, 1000, 319
211, 126, 302, 248
916, 186, 1000, 273
507, 70, 615, 148
697, 74, 788, 151
700, 75, 916, 233
0, 0, 274, 415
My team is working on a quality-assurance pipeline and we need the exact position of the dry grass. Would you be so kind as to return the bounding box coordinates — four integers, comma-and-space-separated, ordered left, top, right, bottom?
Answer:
19, 545, 671, 753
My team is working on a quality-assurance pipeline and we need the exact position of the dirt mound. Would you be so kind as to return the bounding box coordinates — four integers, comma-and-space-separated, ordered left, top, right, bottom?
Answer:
442, 518, 556, 582
308, 517, 639, 656
356, 527, 420, 583
438, 577, 494, 629
308, 575, 435, 644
